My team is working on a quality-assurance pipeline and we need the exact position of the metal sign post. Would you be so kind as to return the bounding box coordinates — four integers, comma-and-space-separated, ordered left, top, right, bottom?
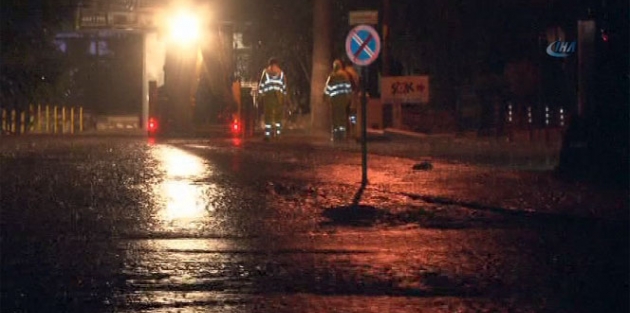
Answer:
360, 67, 369, 186
345, 25, 381, 187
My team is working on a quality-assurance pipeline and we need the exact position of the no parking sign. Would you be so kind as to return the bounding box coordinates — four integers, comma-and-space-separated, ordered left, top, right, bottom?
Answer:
345, 25, 381, 67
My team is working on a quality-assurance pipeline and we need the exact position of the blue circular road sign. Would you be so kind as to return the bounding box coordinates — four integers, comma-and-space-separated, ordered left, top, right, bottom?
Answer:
345, 25, 381, 66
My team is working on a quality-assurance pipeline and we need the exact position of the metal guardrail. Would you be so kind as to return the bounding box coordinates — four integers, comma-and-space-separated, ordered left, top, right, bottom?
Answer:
1, 105, 85, 135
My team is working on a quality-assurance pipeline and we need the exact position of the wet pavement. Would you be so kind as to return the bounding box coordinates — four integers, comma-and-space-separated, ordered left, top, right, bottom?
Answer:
1, 135, 628, 312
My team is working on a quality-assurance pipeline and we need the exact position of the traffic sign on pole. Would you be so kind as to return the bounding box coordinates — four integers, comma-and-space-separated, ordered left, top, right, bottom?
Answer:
345, 25, 381, 188
345, 25, 381, 67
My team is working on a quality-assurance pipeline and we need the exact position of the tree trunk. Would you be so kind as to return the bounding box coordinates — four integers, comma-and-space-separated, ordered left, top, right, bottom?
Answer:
310, 0, 332, 135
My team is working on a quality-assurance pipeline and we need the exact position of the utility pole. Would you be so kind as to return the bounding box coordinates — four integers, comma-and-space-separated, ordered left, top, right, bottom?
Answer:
382, 0, 391, 76
310, 0, 333, 135
577, 19, 596, 117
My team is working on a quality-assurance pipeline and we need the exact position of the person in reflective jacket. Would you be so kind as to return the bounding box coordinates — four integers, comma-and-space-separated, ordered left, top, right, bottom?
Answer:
258, 58, 287, 140
343, 60, 360, 140
324, 59, 353, 141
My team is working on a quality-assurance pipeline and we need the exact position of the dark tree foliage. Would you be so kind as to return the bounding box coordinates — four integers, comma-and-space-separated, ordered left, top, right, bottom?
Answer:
231, 0, 315, 113
1, 0, 78, 108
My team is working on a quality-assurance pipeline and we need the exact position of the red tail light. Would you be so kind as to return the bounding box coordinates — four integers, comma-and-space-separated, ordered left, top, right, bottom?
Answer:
231, 119, 240, 133
148, 118, 158, 132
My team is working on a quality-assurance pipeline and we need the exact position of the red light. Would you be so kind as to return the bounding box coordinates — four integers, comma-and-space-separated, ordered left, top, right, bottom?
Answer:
231, 119, 240, 133
602, 33, 609, 42
148, 118, 158, 132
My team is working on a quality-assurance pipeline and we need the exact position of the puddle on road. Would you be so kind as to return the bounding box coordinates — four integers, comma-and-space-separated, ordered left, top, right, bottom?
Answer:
149, 145, 221, 233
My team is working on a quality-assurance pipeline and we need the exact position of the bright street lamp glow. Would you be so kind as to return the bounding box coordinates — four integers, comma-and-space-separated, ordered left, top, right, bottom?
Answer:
168, 11, 201, 45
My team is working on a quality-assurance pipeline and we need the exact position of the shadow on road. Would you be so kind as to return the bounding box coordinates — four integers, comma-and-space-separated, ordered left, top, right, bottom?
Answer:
322, 205, 391, 227
321, 204, 528, 229
400, 191, 630, 225
351, 183, 366, 206
323, 185, 630, 231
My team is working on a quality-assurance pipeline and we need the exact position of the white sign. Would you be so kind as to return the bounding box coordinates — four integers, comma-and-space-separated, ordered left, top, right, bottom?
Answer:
381, 76, 430, 103
349, 10, 378, 25
79, 10, 108, 28
78, 9, 159, 30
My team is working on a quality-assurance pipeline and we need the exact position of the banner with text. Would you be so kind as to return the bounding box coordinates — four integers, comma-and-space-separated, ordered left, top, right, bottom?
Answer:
381, 76, 429, 104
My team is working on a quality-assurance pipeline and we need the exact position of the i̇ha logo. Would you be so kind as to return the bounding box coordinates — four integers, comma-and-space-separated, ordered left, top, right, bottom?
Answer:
546, 41, 576, 58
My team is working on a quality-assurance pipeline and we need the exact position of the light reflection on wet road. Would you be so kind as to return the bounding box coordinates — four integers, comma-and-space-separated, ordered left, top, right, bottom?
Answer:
0, 137, 627, 313
120, 144, 253, 311
151, 145, 217, 232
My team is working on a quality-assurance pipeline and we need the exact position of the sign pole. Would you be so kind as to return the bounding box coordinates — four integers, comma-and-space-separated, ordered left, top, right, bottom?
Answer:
345, 24, 380, 188
361, 66, 368, 187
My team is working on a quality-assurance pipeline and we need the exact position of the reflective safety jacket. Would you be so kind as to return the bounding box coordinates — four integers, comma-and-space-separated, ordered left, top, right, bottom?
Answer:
324, 70, 352, 98
259, 67, 287, 96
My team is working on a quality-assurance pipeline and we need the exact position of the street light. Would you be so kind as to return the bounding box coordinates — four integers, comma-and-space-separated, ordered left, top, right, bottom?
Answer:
167, 10, 202, 46
159, 5, 209, 134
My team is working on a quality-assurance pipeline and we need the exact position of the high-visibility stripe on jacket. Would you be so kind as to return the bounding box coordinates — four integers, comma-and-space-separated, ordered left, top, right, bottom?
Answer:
324, 82, 352, 97
259, 71, 286, 95
324, 70, 353, 98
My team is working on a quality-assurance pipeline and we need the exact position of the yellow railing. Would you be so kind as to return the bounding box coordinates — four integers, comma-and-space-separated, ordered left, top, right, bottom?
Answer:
0, 104, 84, 135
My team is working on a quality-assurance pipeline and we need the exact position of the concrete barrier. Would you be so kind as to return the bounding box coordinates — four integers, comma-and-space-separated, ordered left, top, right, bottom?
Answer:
96, 115, 140, 130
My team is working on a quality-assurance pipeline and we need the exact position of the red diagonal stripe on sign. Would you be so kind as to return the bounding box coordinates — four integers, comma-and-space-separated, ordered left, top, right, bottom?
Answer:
352, 34, 374, 56
353, 33, 373, 60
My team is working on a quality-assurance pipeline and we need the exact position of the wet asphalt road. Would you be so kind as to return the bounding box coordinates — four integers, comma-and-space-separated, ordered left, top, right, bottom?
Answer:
1, 136, 628, 313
